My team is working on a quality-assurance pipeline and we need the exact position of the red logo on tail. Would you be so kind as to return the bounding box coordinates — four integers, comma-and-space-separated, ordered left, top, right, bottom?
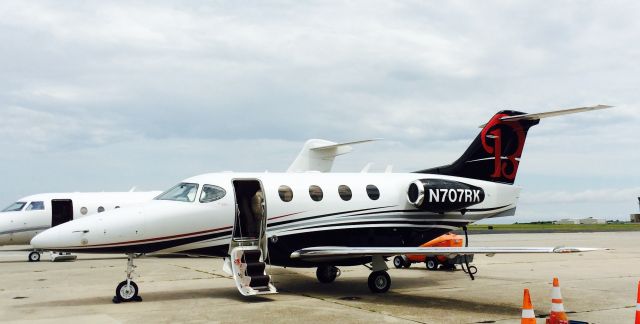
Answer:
481, 114, 526, 180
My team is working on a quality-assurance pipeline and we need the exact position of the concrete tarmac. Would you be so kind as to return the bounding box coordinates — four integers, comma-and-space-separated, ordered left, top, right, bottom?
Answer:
1, 232, 638, 323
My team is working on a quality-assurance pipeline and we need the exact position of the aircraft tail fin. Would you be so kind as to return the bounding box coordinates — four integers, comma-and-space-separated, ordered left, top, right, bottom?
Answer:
287, 139, 381, 173
416, 105, 612, 184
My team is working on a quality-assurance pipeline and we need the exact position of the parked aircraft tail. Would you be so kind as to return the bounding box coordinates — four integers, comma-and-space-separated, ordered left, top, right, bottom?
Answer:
416, 105, 611, 184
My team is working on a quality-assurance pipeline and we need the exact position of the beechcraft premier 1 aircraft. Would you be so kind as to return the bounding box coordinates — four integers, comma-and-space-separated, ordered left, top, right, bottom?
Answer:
31, 105, 610, 302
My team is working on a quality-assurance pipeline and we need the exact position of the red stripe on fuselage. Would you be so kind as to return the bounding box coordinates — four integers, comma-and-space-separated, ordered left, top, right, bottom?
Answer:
268, 211, 305, 221
67, 225, 233, 249
62, 211, 306, 249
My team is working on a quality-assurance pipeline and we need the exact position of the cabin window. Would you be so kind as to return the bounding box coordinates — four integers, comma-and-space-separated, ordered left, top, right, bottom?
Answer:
25, 201, 45, 211
1, 201, 26, 212
278, 185, 293, 202
80, 207, 88, 215
309, 185, 323, 201
155, 182, 199, 202
97, 206, 105, 213
338, 185, 352, 201
366, 185, 380, 200
200, 185, 226, 203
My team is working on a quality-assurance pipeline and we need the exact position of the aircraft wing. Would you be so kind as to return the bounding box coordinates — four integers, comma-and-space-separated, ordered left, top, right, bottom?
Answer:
290, 246, 604, 262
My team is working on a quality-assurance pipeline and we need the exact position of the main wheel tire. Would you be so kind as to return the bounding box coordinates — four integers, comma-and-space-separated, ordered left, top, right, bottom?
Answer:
425, 257, 439, 271
115, 280, 139, 302
316, 265, 338, 283
367, 271, 391, 293
28, 251, 40, 262
393, 256, 404, 269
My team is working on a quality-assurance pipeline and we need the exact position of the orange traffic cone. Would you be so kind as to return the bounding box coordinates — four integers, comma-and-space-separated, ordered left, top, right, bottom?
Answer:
546, 277, 569, 324
635, 281, 640, 324
521, 288, 536, 324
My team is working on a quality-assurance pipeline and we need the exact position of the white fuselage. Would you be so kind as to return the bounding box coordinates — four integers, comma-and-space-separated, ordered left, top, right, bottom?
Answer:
0, 191, 160, 246
31, 172, 519, 266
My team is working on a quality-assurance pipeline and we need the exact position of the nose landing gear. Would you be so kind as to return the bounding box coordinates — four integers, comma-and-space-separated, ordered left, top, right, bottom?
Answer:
113, 254, 142, 303
28, 250, 41, 262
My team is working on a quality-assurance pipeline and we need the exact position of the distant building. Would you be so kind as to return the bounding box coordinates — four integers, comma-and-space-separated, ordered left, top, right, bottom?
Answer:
554, 217, 606, 225
579, 217, 606, 225
631, 197, 640, 223
555, 218, 580, 225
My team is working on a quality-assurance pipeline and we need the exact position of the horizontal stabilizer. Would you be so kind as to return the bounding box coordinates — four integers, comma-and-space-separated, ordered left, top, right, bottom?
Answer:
290, 246, 606, 262
479, 104, 613, 127
310, 139, 382, 151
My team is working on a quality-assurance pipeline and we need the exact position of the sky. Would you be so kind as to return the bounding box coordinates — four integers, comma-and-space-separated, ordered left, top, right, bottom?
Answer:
0, 1, 638, 223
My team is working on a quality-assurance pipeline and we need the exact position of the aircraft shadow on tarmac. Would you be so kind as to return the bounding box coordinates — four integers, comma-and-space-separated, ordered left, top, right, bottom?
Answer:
18, 284, 519, 317
16, 267, 518, 315
17, 286, 272, 308
274, 276, 520, 315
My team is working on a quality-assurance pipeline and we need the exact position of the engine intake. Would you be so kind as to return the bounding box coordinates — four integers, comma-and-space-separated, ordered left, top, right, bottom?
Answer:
407, 179, 485, 213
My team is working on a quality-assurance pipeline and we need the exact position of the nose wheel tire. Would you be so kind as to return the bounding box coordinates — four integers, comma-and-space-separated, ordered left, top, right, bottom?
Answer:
316, 265, 339, 283
113, 281, 141, 303
367, 271, 391, 293
28, 251, 41, 262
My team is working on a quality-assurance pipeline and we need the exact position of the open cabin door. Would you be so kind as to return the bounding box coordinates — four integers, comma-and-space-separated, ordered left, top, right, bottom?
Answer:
51, 199, 73, 227
226, 179, 276, 296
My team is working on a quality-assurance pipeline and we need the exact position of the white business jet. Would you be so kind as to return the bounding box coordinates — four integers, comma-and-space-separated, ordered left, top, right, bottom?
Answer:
31, 105, 610, 302
0, 191, 161, 261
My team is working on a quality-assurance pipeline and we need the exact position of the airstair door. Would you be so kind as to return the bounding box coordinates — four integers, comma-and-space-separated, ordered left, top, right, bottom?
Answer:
51, 199, 73, 227
226, 179, 276, 296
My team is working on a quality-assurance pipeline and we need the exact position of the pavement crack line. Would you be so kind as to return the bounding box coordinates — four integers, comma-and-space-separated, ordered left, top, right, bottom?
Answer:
170, 264, 233, 280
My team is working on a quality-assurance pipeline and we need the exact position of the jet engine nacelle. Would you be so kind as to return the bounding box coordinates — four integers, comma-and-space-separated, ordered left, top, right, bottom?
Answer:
407, 179, 485, 213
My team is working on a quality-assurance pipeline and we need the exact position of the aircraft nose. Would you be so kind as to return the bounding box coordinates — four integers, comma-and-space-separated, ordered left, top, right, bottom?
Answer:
31, 227, 66, 249
30, 230, 50, 248
0, 218, 14, 244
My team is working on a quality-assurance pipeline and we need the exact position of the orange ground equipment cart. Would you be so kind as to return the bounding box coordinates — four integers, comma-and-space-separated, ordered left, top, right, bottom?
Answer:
393, 232, 475, 271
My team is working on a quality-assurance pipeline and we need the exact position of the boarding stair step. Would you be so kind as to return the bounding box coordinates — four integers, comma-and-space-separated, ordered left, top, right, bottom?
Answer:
245, 262, 266, 276
249, 275, 271, 288
242, 250, 262, 263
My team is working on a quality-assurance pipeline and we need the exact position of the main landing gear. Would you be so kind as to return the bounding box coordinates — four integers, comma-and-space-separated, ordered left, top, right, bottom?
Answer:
316, 265, 341, 283
367, 256, 391, 293
315, 257, 392, 293
113, 254, 142, 303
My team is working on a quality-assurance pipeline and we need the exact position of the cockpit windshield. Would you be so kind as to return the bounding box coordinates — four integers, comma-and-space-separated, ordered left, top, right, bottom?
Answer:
2, 201, 27, 212
155, 183, 199, 202
26, 201, 45, 211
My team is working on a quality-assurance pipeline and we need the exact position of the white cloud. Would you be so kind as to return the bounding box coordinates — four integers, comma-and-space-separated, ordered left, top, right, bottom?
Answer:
0, 106, 136, 151
0, 1, 638, 220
